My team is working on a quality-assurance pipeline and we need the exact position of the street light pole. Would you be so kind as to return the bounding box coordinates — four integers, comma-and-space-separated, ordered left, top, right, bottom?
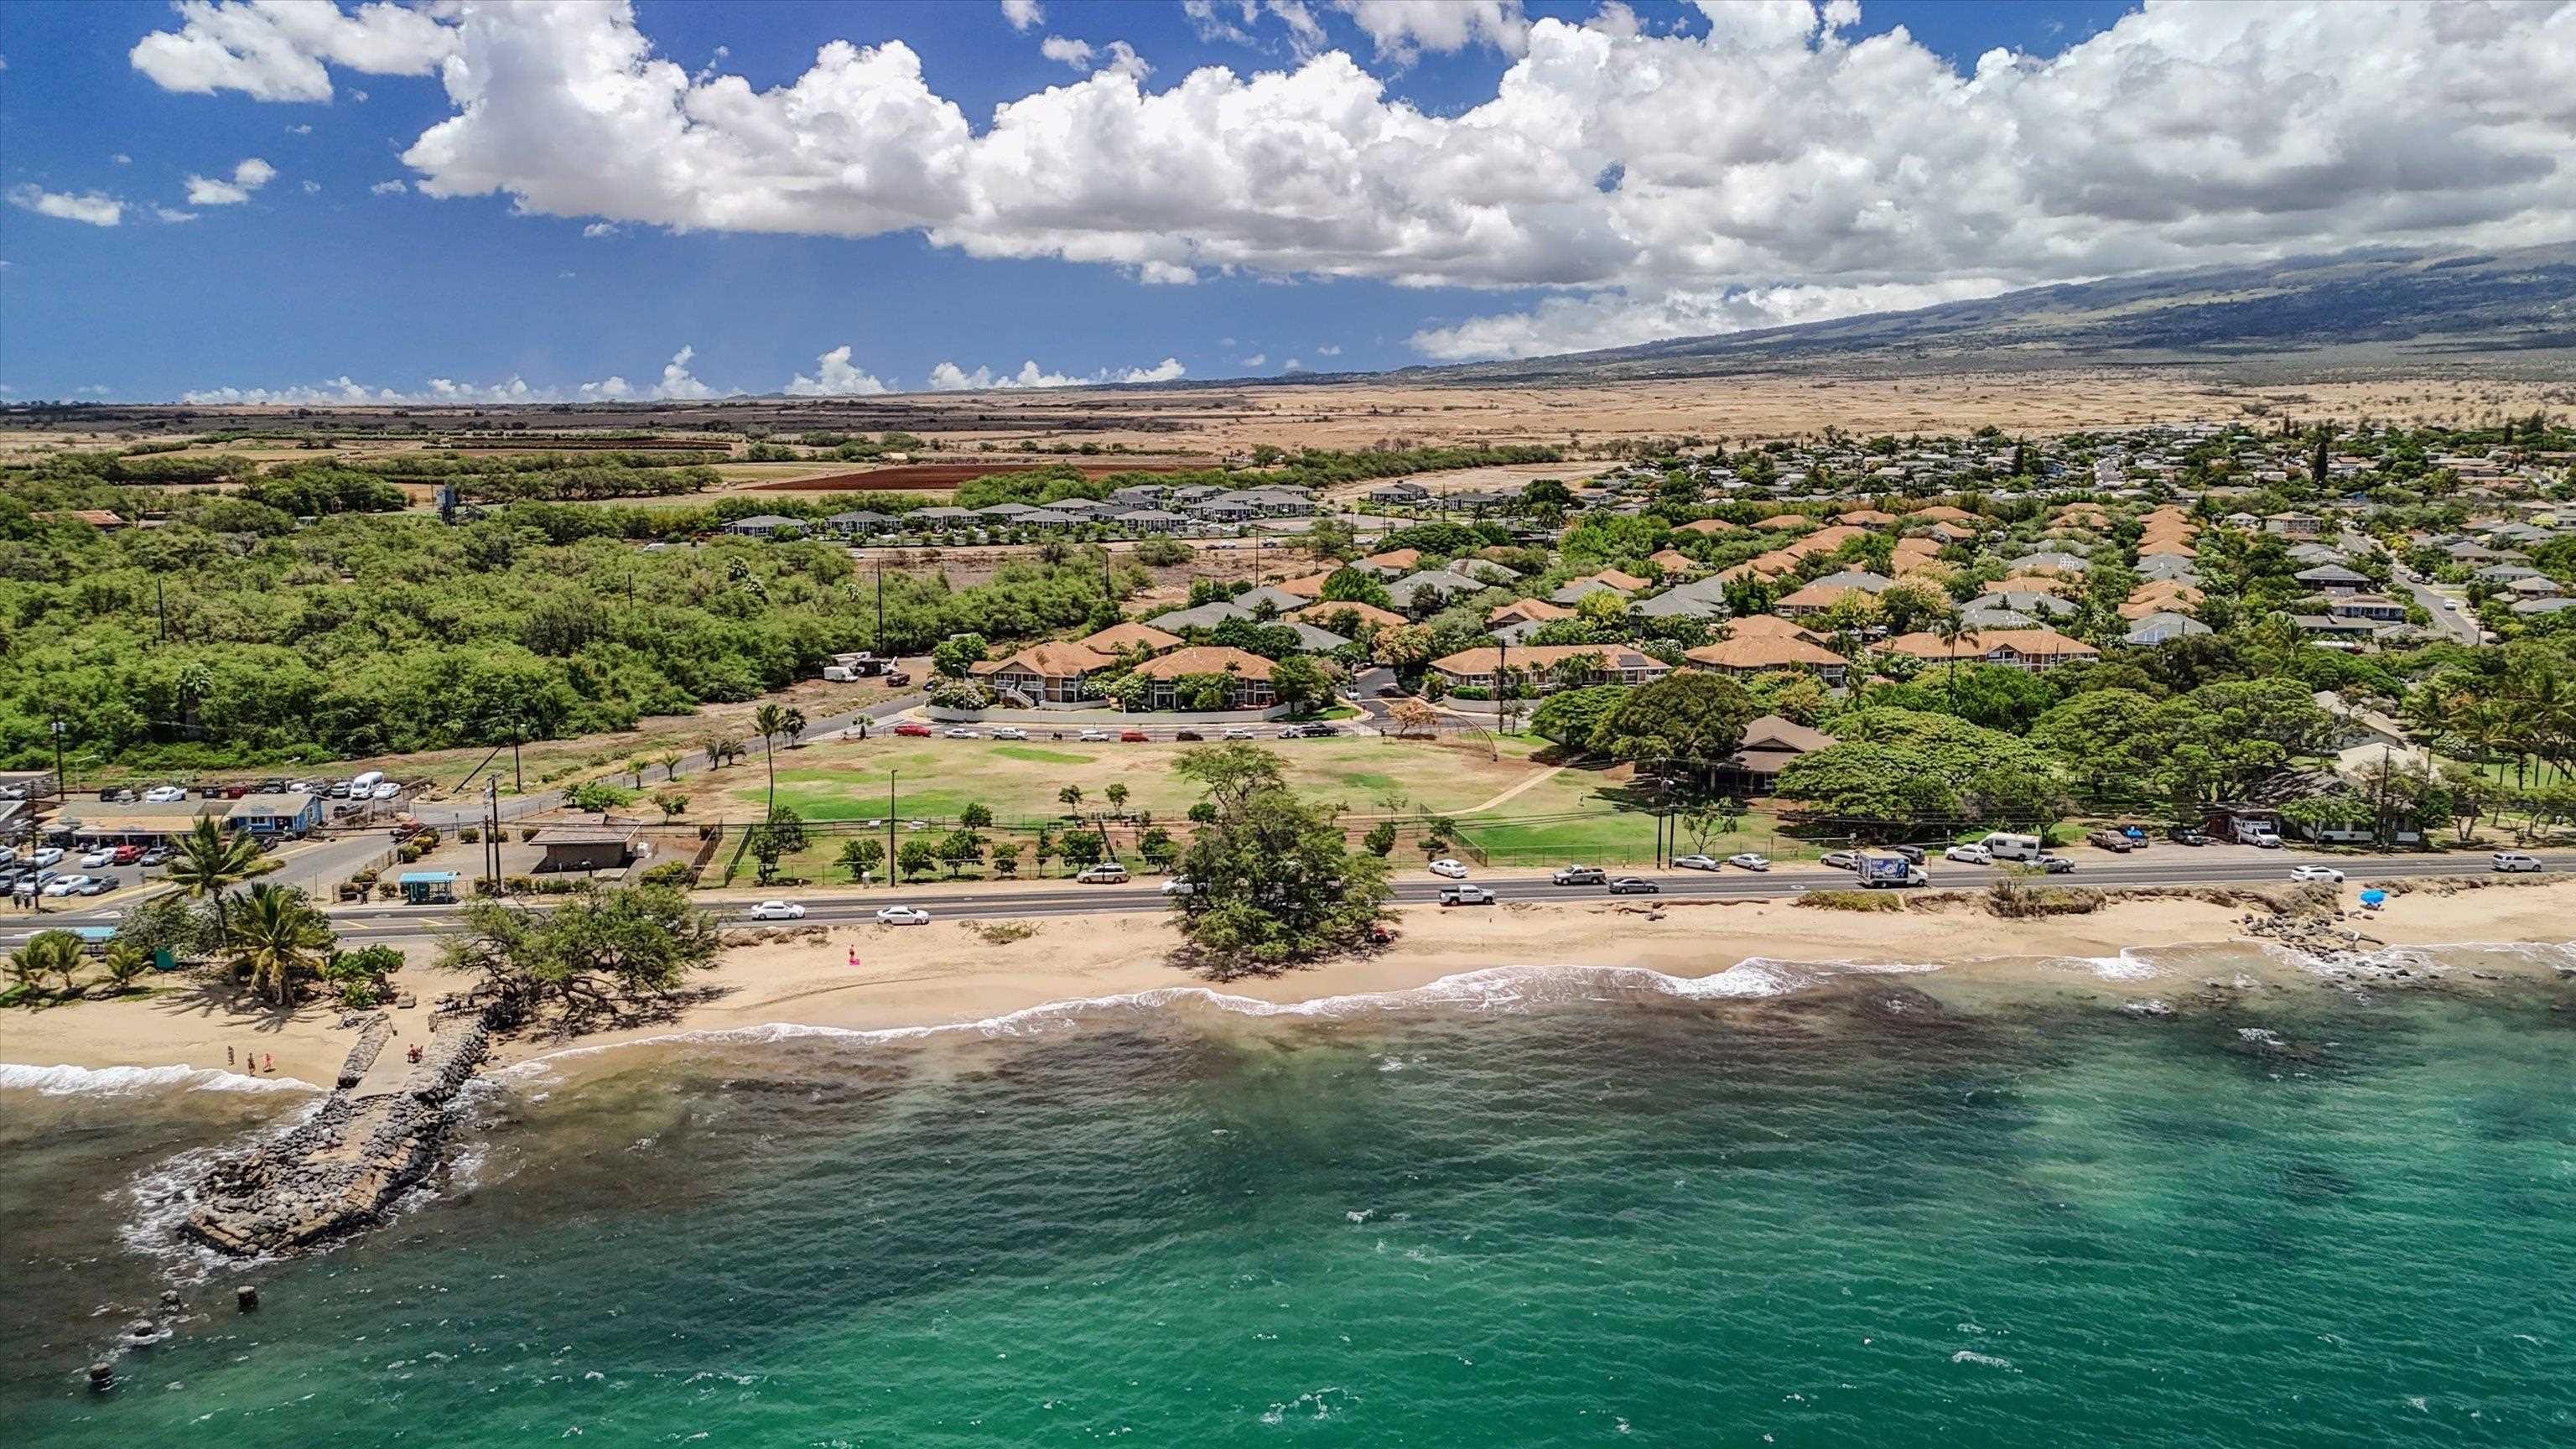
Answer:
49, 719, 67, 801
886, 769, 896, 890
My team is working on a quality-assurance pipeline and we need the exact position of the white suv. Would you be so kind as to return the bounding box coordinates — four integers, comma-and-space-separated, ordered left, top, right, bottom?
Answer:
1942, 844, 1992, 864
2490, 851, 2542, 873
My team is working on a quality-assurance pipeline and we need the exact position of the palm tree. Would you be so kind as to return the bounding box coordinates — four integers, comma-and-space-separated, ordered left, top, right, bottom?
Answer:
657, 750, 684, 782
751, 703, 788, 814
164, 817, 265, 944
1058, 783, 1084, 817
626, 756, 652, 788
101, 940, 150, 995
229, 885, 333, 1006
1929, 614, 1981, 710
8, 930, 85, 1000
781, 707, 807, 746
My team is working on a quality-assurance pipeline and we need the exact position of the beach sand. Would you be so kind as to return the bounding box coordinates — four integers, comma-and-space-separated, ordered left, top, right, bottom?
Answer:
5, 881, 2571, 1088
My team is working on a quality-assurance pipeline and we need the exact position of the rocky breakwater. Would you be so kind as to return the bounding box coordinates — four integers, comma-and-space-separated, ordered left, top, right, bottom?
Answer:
184, 1009, 493, 1257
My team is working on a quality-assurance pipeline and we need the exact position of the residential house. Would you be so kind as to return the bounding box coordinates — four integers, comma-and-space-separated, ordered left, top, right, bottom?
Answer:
1129, 647, 1279, 710
2264, 512, 2324, 538
1682, 633, 1851, 688
530, 825, 644, 873
2122, 611, 2211, 646
823, 509, 899, 535
1966, 590, 2077, 618
719, 513, 806, 538
2328, 595, 2408, 624
1488, 598, 1575, 626
1884, 627, 2100, 672
2294, 564, 2371, 595
1113, 508, 1190, 532
1078, 621, 1184, 657
1708, 714, 1838, 795
972, 641, 1117, 704
1428, 644, 1673, 694
1385, 569, 1492, 612
1295, 600, 1407, 631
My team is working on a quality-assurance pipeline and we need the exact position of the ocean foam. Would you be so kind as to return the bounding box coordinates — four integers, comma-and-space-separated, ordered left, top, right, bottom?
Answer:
0, 1061, 322, 1097
491, 958, 1942, 1087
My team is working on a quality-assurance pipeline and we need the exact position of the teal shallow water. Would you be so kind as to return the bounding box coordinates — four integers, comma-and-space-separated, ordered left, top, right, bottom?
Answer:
5, 958, 2573, 1446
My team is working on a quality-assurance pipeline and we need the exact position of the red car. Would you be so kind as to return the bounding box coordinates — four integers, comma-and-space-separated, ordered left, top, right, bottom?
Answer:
1119, 730, 1149, 743
111, 844, 143, 865
892, 722, 933, 738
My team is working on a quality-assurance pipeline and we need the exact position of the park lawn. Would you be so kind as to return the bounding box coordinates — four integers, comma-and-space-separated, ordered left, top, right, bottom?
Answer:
1446, 757, 1806, 869
714, 734, 1546, 827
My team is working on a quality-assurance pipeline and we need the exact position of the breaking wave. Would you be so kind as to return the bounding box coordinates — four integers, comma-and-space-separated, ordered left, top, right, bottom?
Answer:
0, 1062, 322, 1097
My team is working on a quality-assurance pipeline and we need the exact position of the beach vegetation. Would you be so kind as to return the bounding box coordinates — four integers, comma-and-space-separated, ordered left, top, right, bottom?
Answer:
439, 882, 721, 1028
229, 885, 337, 1005
1171, 744, 1392, 972
163, 817, 267, 944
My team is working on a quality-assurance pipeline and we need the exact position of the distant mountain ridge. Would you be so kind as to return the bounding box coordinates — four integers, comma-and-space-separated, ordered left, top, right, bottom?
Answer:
1401, 242, 2576, 385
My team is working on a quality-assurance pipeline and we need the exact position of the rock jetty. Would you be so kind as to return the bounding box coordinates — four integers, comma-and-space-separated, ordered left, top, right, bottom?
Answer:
184, 1009, 492, 1257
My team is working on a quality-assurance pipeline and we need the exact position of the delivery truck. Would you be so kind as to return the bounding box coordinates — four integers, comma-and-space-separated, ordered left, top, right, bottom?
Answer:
1860, 854, 1929, 888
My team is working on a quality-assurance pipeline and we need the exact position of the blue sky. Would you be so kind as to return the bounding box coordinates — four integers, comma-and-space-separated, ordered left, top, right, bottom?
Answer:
0, 2, 2561, 404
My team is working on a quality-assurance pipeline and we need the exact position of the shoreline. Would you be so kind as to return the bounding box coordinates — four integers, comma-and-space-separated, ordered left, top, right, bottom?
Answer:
5, 883, 2573, 1095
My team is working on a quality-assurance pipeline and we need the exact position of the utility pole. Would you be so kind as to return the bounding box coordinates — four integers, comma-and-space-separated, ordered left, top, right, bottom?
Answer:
886, 770, 897, 890
875, 564, 886, 653
511, 711, 524, 795
49, 719, 68, 801
485, 775, 501, 891
155, 579, 167, 644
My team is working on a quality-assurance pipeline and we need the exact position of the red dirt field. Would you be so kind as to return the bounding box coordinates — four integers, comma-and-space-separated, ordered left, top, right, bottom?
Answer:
752, 459, 1219, 491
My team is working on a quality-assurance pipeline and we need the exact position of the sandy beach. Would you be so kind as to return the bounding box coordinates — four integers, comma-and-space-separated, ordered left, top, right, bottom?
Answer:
4, 881, 2572, 1089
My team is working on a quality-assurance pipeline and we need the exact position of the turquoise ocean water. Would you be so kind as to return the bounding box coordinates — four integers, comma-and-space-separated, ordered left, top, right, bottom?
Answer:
4, 951, 2573, 1446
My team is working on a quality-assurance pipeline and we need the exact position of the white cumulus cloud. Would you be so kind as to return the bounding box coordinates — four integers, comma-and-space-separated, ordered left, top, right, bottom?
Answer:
185, 156, 277, 205
129, 0, 458, 103
926, 356, 1186, 391
175, 345, 730, 406
1039, 36, 1149, 80
784, 345, 892, 397
1000, 0, 1044, 34
8, 186, 123, 226
370, 179, 408, 195
130, 1, 2576, 361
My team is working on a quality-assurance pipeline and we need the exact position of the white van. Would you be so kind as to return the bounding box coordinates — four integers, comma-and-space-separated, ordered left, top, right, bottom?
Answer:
1979, 832, 2043, 862
349, 770, 387, 793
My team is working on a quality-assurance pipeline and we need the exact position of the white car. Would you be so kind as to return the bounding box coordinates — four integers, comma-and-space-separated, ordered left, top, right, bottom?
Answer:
943, 727, 979, 739
1078, 729, 1112, 742
991, 727, 1029, 741
2288, 865, 2346, 884
1943, 844, 1993, 864
143, 786, 188, 803
1670, 854, 1720, 871
1727, 853, 1772, 872
2490, 851, 2543, 873
371, 782, 400, 800
876, 905, 932, 926
30, 847, 64, 867
745, 901, 806, 920
42, 875, 91, 897
79, 847, 118, 869
1161, 877, 1197, 896
1427, 859, 1469, 879
1221, 727, 1257, 740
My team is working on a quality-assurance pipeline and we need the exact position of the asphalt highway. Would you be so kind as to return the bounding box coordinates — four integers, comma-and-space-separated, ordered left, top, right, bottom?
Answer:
14, 849, 2553, 948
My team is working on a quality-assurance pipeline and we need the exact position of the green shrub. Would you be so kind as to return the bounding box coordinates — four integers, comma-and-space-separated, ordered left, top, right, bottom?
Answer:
1798, 890, 1904, 912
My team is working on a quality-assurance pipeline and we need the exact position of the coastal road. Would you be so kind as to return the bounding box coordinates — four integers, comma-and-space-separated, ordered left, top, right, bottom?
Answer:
13, 850, 2554, 948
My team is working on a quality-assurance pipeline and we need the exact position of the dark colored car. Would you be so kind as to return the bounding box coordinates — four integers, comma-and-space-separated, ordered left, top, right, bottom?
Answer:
1889, 844, 1926, 865
2086, 828, 2137, 853
1172, 729, 1205, 741
2034, 854, 2076, 874
884, 669, 912, 687
2169, 827, 2208, 846
1605, 876, 1660, 895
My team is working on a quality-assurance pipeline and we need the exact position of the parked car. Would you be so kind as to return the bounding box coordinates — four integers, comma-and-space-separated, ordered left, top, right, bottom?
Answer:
1605, 876, 1660, 895
893, 723, 933, 738
371, 782, 400, 800
30, 847, 64, 867
143, 785, 188, 803
875, 906, 932, 926
1119, 730, 1149, 743
2085, 829, 2137, 853
2033, 854, 2076, 874
77, 846, 117, 868
2169, 827, 2209, 846
72, 875, 111, 896
1428, 858, 1470, 879
2288, 865, 2346, 884
42, 875, 91, 897
138, 847, 172, 867
99, 787, 137, 804
1172, 730, 1205, 742
1888, 844, 1926, 865
883, 669, 912, 688
1943, 844, 1993, 864
1726, 853, 1771, 872
1076, 862, 1131, 884
2490, 852, 2543, 873
1551, 865, 1607, 886
943, 727, 979, 739
1078, 729, 1113, 742
745, 901, 806, 920
991, 727, 1029, 741
111, 844, 142, 865
1439, 885, 1496, 906
1670, 854, 1721, 871
1160, 877, 1197, 896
